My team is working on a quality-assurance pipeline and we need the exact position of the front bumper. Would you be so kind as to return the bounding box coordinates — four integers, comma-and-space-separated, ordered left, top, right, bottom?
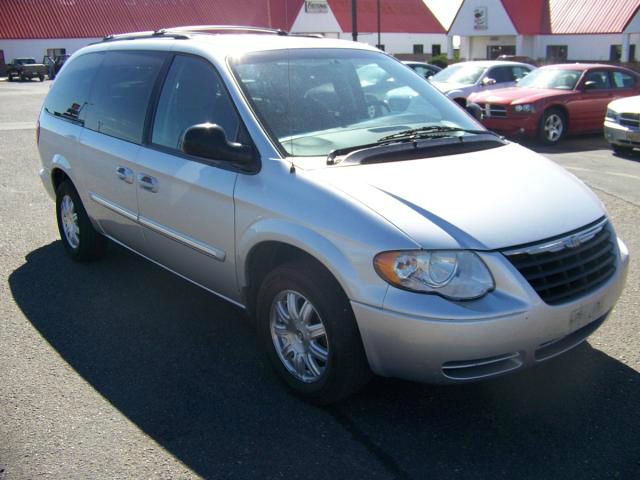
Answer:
352, 237, 629, 384
604, 120, 640, 147
481, 114, 539, 138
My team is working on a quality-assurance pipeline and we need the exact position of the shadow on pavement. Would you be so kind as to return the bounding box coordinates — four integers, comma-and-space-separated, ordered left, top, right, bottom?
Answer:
514, 134, 609, 154
9, 242, 640, 479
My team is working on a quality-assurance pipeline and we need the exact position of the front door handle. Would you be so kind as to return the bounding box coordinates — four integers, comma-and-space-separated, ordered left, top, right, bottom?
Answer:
138, 173, 159, 193
116, 166, 134, 184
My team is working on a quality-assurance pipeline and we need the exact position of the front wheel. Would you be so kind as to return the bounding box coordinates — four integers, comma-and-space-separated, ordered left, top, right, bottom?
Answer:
38, 74, 45, 82
612, 144, 634, 156
55, 180, 107, 261
539, 109, 566, 144
7, 74, 13, 82
257, 261, 371, 404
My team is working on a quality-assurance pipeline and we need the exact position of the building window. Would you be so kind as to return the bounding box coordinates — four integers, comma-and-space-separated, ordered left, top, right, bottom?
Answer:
413, 44, 424, 54
546, 45, 568, 61
611, 44, 636, 61
431, 44, 441, 56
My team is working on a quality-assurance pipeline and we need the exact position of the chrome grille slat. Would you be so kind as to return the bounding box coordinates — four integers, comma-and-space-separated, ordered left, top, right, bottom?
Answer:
478, 103, 507, 118
503, 223, 617, 305
619, 113, 640, 129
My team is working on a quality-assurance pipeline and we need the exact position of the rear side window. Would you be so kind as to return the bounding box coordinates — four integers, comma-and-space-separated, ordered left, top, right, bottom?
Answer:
612, 71, 636, 88
43, 53, 103, 125
584, 71, 612, 89
85, 51, 165, 144
489, 66, 513, 83
151, 55, 240, 150
512, 66, 530, 80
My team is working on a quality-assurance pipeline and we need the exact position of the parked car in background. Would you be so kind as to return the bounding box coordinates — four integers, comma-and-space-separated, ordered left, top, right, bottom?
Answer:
7, 57, 48, 82
403, 61, 441, 80
430, 60, 535, 106
468, 64, 640, 144
604, 95, 640, 154
37, 28, 629, 404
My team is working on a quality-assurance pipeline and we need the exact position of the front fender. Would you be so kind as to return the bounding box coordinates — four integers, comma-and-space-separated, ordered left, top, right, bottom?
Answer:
236, 218, 389, 308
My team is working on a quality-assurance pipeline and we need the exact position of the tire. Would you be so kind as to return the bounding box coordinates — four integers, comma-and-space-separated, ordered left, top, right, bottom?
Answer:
612, 144, 634, 155
38, 74, 45, 82
257, 261, 371, 404
7, 74, 13, 82
55, 180, 107, 261
539, 108, 566, 144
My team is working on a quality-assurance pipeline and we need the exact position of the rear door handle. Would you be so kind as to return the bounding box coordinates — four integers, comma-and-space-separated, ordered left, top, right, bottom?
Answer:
138, 173, 159, 193
116, 166, 134, 184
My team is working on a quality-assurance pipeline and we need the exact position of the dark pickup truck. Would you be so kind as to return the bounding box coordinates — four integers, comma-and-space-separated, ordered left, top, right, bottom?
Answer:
7, 58, 48, 82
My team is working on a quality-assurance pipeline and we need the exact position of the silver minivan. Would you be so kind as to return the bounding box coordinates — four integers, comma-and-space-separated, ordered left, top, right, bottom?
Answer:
38, 27, 629, 404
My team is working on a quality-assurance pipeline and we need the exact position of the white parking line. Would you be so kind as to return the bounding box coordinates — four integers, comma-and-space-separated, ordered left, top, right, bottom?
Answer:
566, 166, 640, 181
0, 122, 36, 131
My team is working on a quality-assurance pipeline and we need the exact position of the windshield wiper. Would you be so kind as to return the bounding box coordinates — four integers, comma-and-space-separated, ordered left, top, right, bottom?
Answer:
376, 125, 501, 143
326, 126, 502, 165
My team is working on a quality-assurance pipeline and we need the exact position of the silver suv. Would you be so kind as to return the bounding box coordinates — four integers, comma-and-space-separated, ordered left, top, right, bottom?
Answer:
38, 27, 629, 404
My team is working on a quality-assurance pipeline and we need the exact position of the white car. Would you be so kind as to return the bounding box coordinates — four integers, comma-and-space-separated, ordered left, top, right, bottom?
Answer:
430, 60, 535, 106
605, 95, 640, 154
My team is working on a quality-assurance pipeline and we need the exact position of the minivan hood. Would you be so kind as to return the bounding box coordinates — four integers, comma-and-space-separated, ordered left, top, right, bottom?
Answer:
308, 142, 604, 250
469, 87, 574, 104
431, 81, 471, 93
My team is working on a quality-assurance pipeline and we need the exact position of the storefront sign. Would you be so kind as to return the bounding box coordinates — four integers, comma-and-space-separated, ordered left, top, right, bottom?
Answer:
474, 7, 488, 30
305, 0, 328, 13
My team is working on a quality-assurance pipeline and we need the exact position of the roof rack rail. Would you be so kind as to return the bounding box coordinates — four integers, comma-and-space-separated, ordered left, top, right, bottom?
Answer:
161, 25, 288, 36
101, 30, 189, 43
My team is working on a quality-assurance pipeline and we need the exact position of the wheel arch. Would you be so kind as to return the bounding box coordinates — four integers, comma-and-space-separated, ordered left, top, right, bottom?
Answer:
238, 221, 366, 316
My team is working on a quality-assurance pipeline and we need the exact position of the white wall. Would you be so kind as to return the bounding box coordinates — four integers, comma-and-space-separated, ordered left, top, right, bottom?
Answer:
0, 38, 98, 63
460, 35, 516, 60
533, 34, 640, 61
449, 0, 516, 37
341, 33, 447, 55
290, 4, 341, 33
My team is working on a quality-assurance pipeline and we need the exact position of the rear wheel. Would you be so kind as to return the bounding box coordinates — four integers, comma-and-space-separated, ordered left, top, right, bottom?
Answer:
38, 74, 45, 82
257, 261, 371, 404
55, 180, 107, 261
7, 74, 13, 82
539, 108, 566, 144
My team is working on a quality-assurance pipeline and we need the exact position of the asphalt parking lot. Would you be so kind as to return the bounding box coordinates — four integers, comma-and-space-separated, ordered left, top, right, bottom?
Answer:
0, 79, 638, 479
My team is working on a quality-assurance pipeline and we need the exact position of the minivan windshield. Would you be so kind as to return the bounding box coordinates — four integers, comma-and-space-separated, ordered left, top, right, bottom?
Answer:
517, 68, 582, 90
431, 64, 486, 85
230, 49, 482, 157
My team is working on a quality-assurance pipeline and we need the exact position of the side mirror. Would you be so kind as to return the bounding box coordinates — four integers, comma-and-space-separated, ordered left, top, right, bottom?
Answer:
181, 123, 255, 165
482, 77, 497, 86
466, 102, 483, 121
583, 80, 598, 90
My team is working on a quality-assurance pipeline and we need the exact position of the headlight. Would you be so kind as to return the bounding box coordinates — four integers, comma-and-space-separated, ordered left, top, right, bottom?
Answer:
606, 108, 619, 123
374, 250, 495, 300
514, 104, 535, 113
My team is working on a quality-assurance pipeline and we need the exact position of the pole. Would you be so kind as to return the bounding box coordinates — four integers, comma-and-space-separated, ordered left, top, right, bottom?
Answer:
377, 0, 381, 48
352, 0, 358, 41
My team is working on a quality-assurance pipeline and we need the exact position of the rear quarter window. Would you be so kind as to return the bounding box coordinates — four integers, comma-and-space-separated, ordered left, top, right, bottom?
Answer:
43, 53, 103, 125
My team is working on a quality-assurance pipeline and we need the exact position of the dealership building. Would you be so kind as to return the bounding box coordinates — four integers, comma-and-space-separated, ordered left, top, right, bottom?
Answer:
0, 0, 447, 67
1, 0, 640, 67
449, 0, 640, 62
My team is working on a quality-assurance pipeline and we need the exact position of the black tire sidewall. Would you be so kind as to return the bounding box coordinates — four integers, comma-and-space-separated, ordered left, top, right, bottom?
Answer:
539, 108, 566, 144
55, 181, 104, 261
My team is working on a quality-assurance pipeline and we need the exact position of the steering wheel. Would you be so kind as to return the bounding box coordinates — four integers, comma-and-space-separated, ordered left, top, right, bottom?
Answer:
366, 99, 391, 119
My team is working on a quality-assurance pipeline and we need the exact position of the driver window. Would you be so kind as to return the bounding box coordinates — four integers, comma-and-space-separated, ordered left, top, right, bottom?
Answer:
152, 55, 240, 150
584, 71, 612, 90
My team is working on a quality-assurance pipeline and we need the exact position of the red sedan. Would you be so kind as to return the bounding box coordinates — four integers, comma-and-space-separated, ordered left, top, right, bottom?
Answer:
467, 64, 640, 144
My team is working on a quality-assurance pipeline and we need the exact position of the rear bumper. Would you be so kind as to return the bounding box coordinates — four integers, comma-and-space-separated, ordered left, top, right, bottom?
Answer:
352, 238, 629, 384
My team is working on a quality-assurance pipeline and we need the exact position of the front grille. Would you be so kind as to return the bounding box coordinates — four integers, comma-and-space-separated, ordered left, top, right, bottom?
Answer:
503, 221, 616, 305
619, 112, 640, 129
478, 103, 507, 118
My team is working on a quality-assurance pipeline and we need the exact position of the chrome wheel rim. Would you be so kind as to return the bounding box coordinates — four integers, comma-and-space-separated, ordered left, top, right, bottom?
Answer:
270, 290, 329, 383
60, 194, 80, 249
544, 114, 563, 142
